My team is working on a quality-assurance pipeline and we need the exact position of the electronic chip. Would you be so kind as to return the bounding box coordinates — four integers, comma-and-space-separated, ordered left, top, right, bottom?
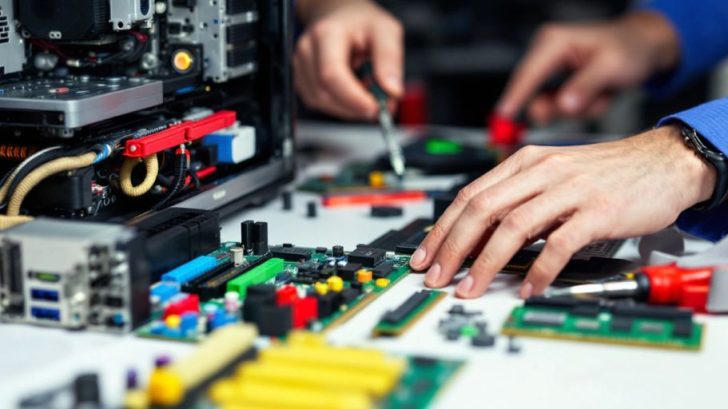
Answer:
522, 311, 566, 327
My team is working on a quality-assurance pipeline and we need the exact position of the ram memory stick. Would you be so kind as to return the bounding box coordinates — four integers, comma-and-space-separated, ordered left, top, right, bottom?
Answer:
373, 290, 446, 337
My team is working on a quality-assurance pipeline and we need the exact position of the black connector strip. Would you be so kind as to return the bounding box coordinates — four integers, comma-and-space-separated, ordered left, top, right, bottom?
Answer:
382, 290, 432, 324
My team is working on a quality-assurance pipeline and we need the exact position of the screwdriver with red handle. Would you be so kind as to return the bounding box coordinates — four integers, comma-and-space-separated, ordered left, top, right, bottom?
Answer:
544, 264, 714, 313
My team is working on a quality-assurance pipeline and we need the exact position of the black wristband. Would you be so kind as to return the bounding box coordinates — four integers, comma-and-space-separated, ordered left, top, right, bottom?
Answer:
681, 126, 728, 210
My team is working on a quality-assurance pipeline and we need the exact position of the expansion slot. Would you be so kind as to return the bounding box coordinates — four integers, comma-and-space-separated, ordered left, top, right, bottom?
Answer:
373, 290, 446, 337
161, 256, 218, 284
227, 258, 286, 298
196, 253, 273, 300
181, 260, 235, 297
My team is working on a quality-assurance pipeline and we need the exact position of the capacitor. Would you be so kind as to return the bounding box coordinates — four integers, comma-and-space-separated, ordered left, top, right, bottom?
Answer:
240, 220, 254, 252
252, 221, 269, 255
230, 246, 245, 266
332, 245, 344, 258
307, 201, 317, 218
282, 191, 293, 211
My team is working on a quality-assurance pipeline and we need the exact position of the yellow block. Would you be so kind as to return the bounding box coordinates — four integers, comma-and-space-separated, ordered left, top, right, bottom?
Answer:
235, 360, 398, 397
327, 276, 344, 292
375, 278, 390, 288
148, 324, 257, 406
287, 331, 327, 348
314, 281, 329, 295
123, 389, 149, 409
356, 269, 373, 284
210, 380, 372, 409
368, 171, 386, 188
258, 344, 406, 381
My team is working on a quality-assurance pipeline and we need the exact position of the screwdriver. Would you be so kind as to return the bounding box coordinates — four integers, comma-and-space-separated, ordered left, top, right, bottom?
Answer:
545, 264, 714, 312
357, 62, 406, 179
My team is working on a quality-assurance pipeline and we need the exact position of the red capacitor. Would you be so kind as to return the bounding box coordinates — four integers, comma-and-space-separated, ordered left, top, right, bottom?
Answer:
292, 296, 318, 329
641, 264, 713, 313
488, 113, 526, 146
276, 285, 298, 306
162, 294, 200, 318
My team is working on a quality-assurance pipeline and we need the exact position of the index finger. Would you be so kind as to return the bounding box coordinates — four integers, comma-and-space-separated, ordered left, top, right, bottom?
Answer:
496, 31, 570, 119
313, 28, 379, 119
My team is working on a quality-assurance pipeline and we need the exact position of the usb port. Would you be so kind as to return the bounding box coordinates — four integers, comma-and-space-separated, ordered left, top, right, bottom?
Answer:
31, 289, 59, 302
31, 307, 60, 321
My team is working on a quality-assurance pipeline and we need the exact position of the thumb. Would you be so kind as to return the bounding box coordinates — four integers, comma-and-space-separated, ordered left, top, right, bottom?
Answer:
371, 21, 404, 98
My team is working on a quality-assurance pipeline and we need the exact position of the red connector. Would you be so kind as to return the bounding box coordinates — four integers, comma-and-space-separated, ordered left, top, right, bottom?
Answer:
124, 111, 237, 158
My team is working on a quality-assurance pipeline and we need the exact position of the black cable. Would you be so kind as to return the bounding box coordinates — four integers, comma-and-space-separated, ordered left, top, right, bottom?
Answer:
152, 151, 187, 210
187, 167, 201, 190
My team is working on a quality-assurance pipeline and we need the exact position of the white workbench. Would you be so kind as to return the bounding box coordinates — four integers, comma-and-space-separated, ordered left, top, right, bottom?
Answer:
0, 123, 725, 409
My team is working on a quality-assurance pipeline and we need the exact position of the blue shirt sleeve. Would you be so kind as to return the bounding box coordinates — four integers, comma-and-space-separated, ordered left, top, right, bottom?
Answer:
634, 0, 728, 97
657, 98, 728, 242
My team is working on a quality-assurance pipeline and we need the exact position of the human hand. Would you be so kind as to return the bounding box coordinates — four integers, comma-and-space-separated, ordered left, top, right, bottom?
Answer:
409, 125, 716, 298
497, 11, 679, 124
294, 0, 404, 120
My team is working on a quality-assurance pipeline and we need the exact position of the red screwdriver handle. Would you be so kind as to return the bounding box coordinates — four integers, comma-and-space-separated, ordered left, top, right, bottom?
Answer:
641, 264, 713, 311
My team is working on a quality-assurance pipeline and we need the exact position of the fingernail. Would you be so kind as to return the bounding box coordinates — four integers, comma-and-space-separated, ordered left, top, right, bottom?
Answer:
519, 282, 533, 299
410, 247, 426, 268
456, 275, 475, 295
561, 93, 580, 112
386, 74, 402, 94
425, 263, 441, 285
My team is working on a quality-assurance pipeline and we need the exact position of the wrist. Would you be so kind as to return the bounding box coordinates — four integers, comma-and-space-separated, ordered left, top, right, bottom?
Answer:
619, 11, 680, 73
656, 125, 717, 207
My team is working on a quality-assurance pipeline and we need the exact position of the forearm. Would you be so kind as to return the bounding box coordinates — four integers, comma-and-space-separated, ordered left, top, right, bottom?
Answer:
635, 0, 728, 96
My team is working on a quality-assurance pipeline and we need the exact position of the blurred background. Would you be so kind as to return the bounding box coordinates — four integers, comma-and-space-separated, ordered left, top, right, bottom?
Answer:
299, 0, 728, 136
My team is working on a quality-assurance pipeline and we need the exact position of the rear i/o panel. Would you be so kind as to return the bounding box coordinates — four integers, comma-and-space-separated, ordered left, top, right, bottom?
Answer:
0, 218, 150, 332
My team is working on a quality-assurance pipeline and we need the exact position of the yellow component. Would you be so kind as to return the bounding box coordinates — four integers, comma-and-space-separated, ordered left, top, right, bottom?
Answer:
123, 389, 149, 409
209, 379, 238, 405
147, 369, 185, 407
173, 50, 194, 73
165, 314, 181, 329
148, 324, 257, 406
327, 276, 344, 292
368, 171, 386, 188
356, 269, 373, 284
314, 281, 329, 295
375, 278, 390, 288
120, 155, 159, 197
210, 380, 372, 409
235, 360, 398, 397
257, 344, 406, 382
287, 331, 327, 348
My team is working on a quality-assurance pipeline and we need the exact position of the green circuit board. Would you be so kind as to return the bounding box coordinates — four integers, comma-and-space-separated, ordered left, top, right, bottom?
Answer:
501, 301, 704, 351
136, 243, 412, 342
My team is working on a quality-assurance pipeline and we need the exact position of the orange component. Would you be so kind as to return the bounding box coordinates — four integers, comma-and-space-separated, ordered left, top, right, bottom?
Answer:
322, 190, 427, 207
173, 50, 194, 73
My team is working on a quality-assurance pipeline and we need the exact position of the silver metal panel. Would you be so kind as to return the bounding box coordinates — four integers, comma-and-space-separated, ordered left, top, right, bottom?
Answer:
0, 0, 26, 76
167, 3, 258, 82
0, 77, 163, 128
110, 0, 154, 31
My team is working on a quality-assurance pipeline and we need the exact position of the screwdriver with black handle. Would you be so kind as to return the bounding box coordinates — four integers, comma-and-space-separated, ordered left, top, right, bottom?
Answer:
357, 62, 406, 179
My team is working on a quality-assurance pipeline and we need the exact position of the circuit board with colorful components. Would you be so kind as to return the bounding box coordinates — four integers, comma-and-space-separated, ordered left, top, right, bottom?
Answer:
136, 221, 411, 342
128, 325, 463, 409
501, 297, 704, 351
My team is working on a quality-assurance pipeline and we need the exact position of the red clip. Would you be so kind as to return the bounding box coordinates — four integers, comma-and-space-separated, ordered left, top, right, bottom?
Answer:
124, 111, 236, 157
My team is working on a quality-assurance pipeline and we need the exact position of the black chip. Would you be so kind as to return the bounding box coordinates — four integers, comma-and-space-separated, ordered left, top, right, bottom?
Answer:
610, 317, 633, 332
672, 320, 693, 338
347, 246, 386, 267
315, 247, 328, 254
270, 246, 312, 262
338, 287, 362, 304
373, 263, 395, 278
336, 263, 362, 281
571, 303, 601, 317
371, 206, 404, 218
411, 356, 438, 366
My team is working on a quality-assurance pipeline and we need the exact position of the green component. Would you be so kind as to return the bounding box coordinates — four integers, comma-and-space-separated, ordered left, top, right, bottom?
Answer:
227, 258, 285, 298
425, 138, 463, 155
460, 324, 478, 337
32, 272, 60, 282
501, 305, 704, 351
373, 290, 446, 337
383, 357, 463, 409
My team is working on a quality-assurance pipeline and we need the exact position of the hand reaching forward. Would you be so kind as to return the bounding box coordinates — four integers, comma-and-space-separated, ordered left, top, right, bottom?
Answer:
410, 125, 716, 298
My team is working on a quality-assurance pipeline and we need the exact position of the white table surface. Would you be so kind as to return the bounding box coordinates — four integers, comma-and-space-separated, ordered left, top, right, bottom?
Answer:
1, 122, 725, 409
